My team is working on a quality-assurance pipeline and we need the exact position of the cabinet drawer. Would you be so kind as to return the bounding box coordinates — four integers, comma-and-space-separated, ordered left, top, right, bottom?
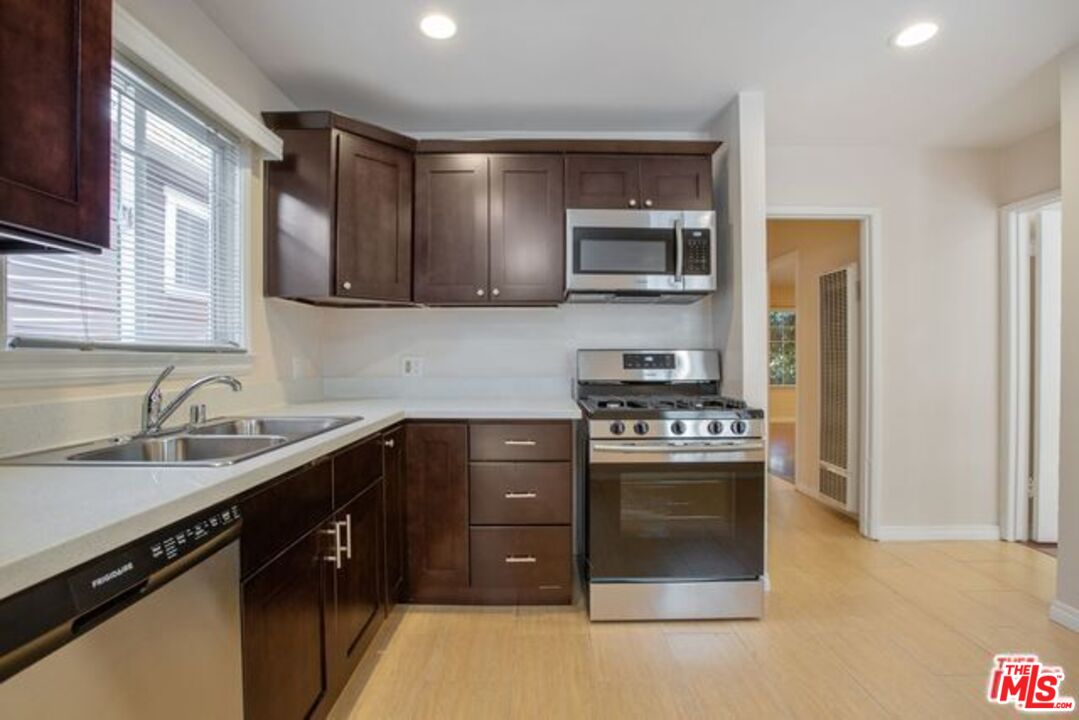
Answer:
333, 434, 383, 508
470, 527, 571, 598
240, 459, 332, 577
470, 462, 571, 525
469, 422, 571, 461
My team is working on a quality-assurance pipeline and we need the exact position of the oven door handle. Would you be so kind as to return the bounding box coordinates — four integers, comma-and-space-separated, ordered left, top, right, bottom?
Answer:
590, 440, 765, 464
591, 441, 764, 453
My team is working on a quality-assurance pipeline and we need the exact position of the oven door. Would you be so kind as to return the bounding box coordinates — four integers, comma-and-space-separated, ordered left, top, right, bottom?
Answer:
587, 441, 765, 582
566, 209, 716, 293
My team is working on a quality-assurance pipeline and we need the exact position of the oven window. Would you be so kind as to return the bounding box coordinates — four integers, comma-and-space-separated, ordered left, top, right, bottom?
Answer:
574, 228, 674, 274
588, 461, 764, 581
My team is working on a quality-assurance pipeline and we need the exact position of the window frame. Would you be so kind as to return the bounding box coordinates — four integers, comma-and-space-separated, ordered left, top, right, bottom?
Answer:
0, 52, 254, 388
768, 307, 797, 387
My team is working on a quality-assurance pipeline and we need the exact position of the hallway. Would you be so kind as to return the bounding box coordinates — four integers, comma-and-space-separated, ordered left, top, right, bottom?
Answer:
341, 478, 1072, 719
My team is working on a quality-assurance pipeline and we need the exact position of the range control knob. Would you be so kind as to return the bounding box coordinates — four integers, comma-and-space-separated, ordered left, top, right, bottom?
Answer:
609, 421, 626, 436
670, 420, 686, 435
707, 420, 724, 435
731, 420, 748, 435
633, 421, 650, 436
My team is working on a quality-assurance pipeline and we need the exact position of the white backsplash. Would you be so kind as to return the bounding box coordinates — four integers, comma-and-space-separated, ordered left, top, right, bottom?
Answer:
320, 300, 716, 396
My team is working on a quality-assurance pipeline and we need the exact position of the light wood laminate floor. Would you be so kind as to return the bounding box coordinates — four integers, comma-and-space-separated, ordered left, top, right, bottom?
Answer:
339, 477, 1072, 719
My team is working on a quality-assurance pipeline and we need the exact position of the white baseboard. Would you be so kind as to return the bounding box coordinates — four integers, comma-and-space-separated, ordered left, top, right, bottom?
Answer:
1050, 601, 1079, 632
876, 524, 1001, 541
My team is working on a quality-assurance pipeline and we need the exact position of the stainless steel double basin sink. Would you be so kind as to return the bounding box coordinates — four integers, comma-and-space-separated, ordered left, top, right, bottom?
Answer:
5, 416, 361, 467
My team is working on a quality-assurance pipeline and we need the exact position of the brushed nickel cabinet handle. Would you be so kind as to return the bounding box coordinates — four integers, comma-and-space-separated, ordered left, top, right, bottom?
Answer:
384, 438, 395, 448
505, 555, 537, 564
504, 440, 537, 447
476, 288, 486, 297
504, 491, 538, 499
492, 288, 501, 297
342, 281, 352, 291
628, 198, 638, 208
644, 199, 654, 208
343, 515, 352, 560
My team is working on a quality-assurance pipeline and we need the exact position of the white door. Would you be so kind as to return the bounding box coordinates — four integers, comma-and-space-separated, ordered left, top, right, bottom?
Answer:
1032, 204, 1062, 543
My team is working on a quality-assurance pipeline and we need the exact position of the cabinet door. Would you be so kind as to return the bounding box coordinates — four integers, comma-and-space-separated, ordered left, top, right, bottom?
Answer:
639, 156, 713, 210
405, 423, 470, 600
335, 133, 413, 301
326, 480, 383, 690
489, 155, 565, 304
0, 0, 113, 250
242, 531, 327, 720
413, 155, 489, 304
382, 427, 406, 609
565, 155, 641, 209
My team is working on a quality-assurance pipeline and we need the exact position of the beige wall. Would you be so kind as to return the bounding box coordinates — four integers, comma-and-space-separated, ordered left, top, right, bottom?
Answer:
768, 146, 1000, 533
1056, 48, 1079, 622
766, 220, 859, 497
997, 124, 1061, 206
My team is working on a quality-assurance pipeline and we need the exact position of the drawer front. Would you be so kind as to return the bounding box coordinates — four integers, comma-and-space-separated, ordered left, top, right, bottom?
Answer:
333, 434, 383, 508
470, 462, 571, 525
241, 459, 333, 578
470, 527, 571, 595
469, 422, 571, 461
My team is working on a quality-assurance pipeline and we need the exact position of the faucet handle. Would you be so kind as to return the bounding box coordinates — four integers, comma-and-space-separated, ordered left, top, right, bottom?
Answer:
141, 365, 175, 433
148, 365, 176, 395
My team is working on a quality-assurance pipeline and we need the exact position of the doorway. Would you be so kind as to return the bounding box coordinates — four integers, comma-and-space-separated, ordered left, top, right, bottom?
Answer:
1001, 192, 1062, 553
766, 219, 862, 518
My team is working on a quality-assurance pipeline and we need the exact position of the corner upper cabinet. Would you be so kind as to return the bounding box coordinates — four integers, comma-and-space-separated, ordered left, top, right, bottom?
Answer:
414, 153, 565, 305
567, 154, 713, 210
0, 0, 113, 252
263, 112, 415, 304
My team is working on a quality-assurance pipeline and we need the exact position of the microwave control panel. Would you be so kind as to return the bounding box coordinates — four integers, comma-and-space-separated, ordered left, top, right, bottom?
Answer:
683, 230, 711, 275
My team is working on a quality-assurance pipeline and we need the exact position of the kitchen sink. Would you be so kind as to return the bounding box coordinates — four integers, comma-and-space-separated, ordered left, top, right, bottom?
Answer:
67, 435, 289, 465
0, 414, 363, 467
189, 416, 353, 440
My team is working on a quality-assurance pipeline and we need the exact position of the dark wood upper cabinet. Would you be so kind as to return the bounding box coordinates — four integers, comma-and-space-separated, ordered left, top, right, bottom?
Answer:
565, 155, 641, 209
412, 155, 489, 304
335, 133, 412, 301
325, 480, 383, 693
639, 155, 713, 210
404, 423, 470, 601
242, 531, 328, 720
0, 0, 113, 252
382, 427, 406, 610
263, 112, 415, 304
489, 155, 565, 304
567, 154, 713, 210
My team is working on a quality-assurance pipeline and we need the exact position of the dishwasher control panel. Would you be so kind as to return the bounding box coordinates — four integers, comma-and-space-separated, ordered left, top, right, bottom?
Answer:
68, 503, 242, 612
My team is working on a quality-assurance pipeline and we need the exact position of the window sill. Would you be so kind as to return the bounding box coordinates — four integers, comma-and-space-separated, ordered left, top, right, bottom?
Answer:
0, 347, 255, 389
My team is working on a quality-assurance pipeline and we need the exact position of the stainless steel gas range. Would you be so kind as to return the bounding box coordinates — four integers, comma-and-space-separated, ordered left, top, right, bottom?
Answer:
576, 349, 765, 621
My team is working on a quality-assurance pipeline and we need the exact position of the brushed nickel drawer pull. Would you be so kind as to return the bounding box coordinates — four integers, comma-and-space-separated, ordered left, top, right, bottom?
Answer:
504, 491, 538, 499
504, 555, 537, 564
322, 525, 343, 570
504, 440, 537, 447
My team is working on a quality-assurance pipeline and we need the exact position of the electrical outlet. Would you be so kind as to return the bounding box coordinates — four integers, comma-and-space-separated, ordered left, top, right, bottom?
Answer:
401, 356, 423, 377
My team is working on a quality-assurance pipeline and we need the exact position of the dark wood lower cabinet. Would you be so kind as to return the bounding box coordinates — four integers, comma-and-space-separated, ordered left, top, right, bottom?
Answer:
382, 426, 406, 610
242, 531, 328, 720
326, 479, 384, 692
404, 423, 470, 602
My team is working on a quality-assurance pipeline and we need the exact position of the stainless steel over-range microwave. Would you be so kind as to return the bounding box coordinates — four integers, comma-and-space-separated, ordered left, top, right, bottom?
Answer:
565, 209, 717, 303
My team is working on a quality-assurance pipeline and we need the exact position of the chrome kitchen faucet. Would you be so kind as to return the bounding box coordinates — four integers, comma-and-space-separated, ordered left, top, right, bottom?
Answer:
140, 365, 243, 435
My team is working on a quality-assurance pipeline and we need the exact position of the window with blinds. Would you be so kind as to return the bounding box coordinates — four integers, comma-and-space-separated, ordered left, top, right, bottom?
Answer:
4, 55, 245, 353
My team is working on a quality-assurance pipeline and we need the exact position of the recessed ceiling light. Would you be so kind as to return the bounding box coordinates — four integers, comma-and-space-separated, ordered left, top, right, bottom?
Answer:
892, 21, 939, 48
420, 13, 457, 40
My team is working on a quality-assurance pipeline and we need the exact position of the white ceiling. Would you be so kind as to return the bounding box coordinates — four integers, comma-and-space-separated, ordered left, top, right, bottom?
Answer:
192, 0, 1079, 147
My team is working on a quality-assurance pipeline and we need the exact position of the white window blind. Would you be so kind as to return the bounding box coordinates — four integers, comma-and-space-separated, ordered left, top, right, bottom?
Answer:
4, 55, 245, 353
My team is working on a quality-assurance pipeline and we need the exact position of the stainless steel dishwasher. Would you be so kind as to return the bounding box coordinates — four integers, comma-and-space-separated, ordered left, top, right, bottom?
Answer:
0, 501, 244, 719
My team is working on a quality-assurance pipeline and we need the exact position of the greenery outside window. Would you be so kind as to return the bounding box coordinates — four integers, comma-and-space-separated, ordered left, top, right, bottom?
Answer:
769, 309, 796, 386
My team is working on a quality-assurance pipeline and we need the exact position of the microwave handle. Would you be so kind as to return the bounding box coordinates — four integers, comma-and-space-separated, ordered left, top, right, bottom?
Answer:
674, 218, 684, 285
